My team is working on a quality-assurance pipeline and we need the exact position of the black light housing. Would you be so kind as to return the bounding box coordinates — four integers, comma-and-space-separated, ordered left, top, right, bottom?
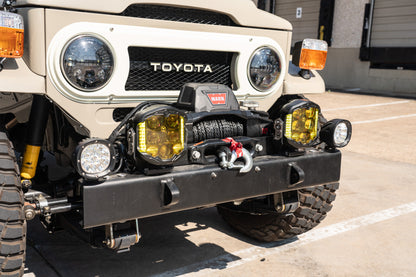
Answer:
320, 119, 352, 148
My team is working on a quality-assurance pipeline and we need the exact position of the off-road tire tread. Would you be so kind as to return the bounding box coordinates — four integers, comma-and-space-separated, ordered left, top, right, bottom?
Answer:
0, 132, 25, 276
218, 184, 338, 242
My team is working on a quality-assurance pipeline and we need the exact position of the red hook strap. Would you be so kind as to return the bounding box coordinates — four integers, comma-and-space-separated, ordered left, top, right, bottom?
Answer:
222, 137, 243, 158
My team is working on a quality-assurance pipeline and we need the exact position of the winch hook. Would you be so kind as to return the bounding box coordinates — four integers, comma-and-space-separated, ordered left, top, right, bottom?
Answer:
218, 138, 253, 173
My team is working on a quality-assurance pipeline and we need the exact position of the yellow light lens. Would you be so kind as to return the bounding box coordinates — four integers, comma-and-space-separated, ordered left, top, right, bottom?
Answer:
146, 115, 164, 130
0, 11, 24, 58
146, 145, 159, 157
285, 107, 319, 145
138, 113, 185, 160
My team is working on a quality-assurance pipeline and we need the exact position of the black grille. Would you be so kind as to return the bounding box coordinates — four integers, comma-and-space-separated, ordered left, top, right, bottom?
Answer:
121, 4, 237, 26
125, 47, 235, 91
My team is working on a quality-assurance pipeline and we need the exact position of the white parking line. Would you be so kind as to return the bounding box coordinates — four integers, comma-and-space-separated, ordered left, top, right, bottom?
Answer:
152, 200, 416, 277
323, 100, 410, 112
352, 114, 416, 124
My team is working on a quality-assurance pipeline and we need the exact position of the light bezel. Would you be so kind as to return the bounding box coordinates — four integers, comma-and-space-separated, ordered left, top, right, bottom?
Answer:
320, 119, 352, 148
74, 139, 116, 180
247, 46, 282, 92
60, 35, 114, 92
281, 99, 321, 148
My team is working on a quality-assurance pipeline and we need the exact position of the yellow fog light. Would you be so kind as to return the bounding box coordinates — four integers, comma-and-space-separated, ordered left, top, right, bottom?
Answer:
0, 11, 24, 58
136, 107, 186, 165
283, 99, 320, 147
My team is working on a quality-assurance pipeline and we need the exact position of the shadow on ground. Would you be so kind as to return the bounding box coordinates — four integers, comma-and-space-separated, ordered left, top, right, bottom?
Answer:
25, 207, 293, 277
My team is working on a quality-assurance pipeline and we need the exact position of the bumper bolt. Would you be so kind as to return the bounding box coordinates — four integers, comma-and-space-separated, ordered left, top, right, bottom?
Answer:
255, 144, 263, 152
255, 166, 261, 172
192, 150, 201, 160
211, 172, 217, 179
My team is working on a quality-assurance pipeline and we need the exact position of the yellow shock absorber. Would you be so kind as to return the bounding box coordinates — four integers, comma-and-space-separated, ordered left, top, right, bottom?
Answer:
20, 95, 50, 180
21, 145, 41, 180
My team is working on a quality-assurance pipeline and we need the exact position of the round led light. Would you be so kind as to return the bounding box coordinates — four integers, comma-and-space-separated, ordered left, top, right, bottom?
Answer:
80, 143, 111, 174
334, 122, 349, 145
248, 47, 281, 91
61, 35, 114, 91
320, 119, 352, 148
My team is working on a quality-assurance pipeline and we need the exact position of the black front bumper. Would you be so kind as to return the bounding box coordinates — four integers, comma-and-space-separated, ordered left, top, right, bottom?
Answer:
83, 150, 341, 228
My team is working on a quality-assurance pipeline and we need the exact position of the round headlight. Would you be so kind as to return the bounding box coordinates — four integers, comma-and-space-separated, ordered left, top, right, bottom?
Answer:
75, 139, 116, 179
320, 119, 352, 148
248, 47, 281, 91
61, 36, 114, 91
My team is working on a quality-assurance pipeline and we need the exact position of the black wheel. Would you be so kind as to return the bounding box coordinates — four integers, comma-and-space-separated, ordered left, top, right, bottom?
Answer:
217, 184, 339, 242
0, 132, 26, 277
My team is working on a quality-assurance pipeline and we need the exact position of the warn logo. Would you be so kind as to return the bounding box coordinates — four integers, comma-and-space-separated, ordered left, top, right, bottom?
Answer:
207, 93, 227, 105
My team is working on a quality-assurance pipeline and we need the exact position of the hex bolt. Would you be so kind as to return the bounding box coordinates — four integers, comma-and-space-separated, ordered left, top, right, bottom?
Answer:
21, 179, 32, 189
192, 150, 201, 160
24, 206, 36, 220
255, 144, 263, 152
25, 210, 35, 220
255, 166, 261, 173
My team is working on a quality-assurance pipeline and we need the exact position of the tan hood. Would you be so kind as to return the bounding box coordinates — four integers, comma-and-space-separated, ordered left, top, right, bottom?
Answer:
15, 0, 292, 30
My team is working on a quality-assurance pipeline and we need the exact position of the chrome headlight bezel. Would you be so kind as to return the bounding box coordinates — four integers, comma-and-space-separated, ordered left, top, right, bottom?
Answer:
74, 139, 116, 180
247, 46, 282, 92
60, 35, 114, 92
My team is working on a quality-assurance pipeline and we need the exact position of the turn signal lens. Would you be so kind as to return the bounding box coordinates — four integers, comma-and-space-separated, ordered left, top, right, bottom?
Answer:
0, 11, 24, 58
138, 114, 185, 161
299, 49, 327, 70
293, 39, 328, 71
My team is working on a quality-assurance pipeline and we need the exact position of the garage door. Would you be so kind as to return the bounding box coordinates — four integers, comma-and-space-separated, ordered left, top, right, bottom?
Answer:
275, 0, 320, 44
371, 0, 416, 47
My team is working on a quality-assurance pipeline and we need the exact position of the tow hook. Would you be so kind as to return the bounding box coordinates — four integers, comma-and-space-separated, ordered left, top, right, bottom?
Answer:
218, 137, 253, 173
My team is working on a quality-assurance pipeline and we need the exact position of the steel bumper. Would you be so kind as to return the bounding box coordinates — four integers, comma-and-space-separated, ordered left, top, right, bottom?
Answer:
83, 150, 341, 228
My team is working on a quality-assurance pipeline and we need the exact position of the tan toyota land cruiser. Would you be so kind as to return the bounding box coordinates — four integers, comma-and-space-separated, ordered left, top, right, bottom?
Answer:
0, 0, 351, 275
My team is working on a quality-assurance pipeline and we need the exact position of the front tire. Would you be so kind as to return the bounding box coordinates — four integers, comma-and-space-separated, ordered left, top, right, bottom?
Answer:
217, 184, 339, 242
0, 132, 26, 277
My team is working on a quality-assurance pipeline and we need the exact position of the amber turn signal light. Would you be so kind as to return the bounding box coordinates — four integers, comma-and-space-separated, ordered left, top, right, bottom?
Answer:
292, 39, 328, 71
0, 11, 24, 58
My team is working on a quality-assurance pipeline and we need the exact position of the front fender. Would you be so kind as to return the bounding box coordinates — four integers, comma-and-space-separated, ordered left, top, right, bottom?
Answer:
0, 58, 45, 94
282, 62, 325, 95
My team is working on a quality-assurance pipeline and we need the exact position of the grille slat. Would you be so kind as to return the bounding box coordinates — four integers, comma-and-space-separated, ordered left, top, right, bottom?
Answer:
121, 4, 237, 26
125, 47, 235, 91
